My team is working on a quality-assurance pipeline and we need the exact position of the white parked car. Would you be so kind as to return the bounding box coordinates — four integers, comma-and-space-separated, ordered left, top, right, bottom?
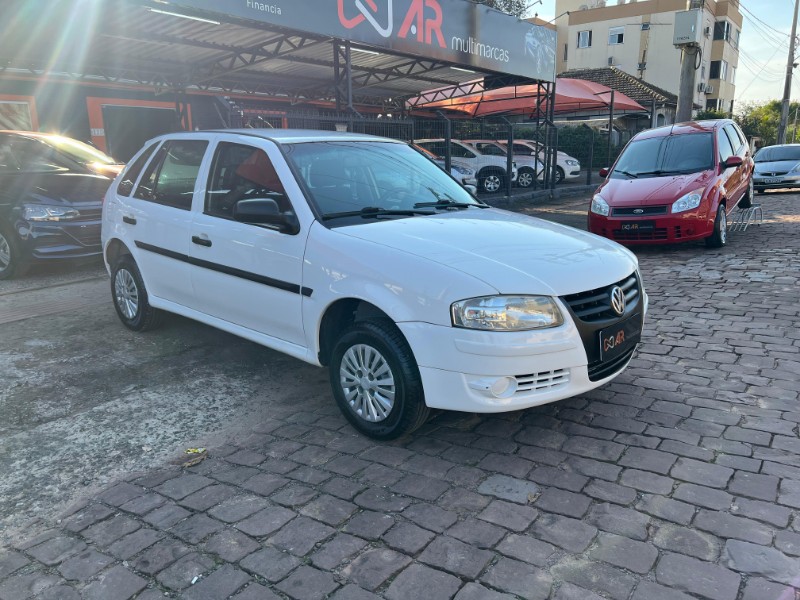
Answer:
499, 139, 582, 184
412, 143, 478, 191
416, 139, 518, 193
463, 140, 544, 189
102, 130, 646, 439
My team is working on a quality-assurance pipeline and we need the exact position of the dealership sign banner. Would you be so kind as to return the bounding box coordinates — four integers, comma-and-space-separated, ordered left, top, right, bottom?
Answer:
137, 0, 556, 82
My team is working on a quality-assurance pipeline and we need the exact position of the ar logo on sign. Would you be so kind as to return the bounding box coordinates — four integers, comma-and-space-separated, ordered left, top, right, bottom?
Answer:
337, 0, 445, 48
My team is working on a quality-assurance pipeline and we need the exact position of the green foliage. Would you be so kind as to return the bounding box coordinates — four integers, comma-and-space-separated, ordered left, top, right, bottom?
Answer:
474, 0, 528, 17
695, 109, 729, 120
734, 100, 800, 146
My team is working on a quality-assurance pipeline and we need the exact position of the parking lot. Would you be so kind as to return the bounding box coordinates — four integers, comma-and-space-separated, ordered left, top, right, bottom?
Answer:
1, 192, 799, 600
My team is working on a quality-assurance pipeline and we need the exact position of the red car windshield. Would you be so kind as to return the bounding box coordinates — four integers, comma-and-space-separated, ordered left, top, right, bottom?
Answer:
612, 132, 714, 178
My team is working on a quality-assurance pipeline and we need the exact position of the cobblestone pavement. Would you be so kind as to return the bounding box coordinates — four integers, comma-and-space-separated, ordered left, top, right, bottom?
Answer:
1, 193, 799, 599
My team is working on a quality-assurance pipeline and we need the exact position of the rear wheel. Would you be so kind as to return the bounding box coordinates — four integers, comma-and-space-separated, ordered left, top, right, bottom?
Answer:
705, 203, 728, 248
111, 255, 164, 331
479, 170, 504, 194
329, 320, 429, 439
516, 168, 535, 188
0, 224, 24, 280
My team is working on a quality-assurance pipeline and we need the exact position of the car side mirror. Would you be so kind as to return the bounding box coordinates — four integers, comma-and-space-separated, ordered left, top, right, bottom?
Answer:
463, 184, 478, 196
233, 198, 300, 235
599, 168, 609, 177
723, 156, 743, 169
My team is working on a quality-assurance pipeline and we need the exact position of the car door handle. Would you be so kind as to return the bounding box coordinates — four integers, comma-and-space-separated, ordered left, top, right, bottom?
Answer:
192, 235, 212, 247
122, 216, 136, 225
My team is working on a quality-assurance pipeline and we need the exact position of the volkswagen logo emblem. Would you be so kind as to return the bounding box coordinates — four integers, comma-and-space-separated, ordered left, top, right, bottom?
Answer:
633, 209, 644, 214
610, 286, 626, 316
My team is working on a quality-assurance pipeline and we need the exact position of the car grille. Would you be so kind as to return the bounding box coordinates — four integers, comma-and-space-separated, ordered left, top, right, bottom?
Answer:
758, 171, 788, 177
588, 347, 636, 382
514, 369, 569, 394
75, 207, 102, 222
611, 227, 668, 241
561, 274, 640, 323
612, 206, 668, 216
66, 224, 101, 246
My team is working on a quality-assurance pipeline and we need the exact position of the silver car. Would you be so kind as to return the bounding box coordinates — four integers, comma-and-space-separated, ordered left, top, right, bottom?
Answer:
753, 144, 800, 193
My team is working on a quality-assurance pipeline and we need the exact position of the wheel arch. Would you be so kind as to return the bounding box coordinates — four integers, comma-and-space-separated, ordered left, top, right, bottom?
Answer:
317, 298, 397, 366
104, 238, 133, 269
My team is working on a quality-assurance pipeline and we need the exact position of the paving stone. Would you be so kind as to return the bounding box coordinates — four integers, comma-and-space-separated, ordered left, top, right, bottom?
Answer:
27, 536, 86, 566
0, 573, 60, 600
268, 516, 335, 556
242, 473, 290, 497
300, 494, 358, 526
778, 479, 800, 508
552, 558, 636, 600
58, 549, 114, 581
171, 514, 224, 544
527, 466, 587, 492
275, 566, 339, 600
552, 582, 605, 600
329, 584, 381, 600
496, 533, 556, 566
37, 585, 81, 600
619, 447, 678, 474
358, 464, 403, 487
741, 577, 797, 600
271, 483, 318, 508
619, 469, 674, 494
342, 548, 411, 591
535, 487, 592, 518
584, 480, 637, 505
478, 499, 538, 532
208, 495, 270, 523
482, 557, 552, 600
240, 546, 301, 582
438, 487, 491, 512
142, 503, 191, 529
82, 565, 147, 600
235, 506, 296, 537
631, 581, 694, 600
447, 517, 505, 549
454, 582, 516, 600
382, 522, 434, 554
694, 509, 773, 545
0, 551, 28, 578
385, 563, 461, 600
311, 534, 369, 570
673, 483, 733, 510
61, 504, 115, 533
354, 487, 412, 512
324, 455, 370, 476
97, 482, 145, 507
716, 454, 761, 473
646, 426, 700, 445
402, 454, 457, 479
589, 532, 659, 574
656, 552, 741, 600
156, 552, 215, 591
418, 536, 493, 579
658, 439, 714, 461
531, 513, 597, 553
227, 449, 267, 467
775, 530, 800, 556
107, 528, 163, 560
82, 514, 140, 547
203, 529, 260, 562
561, 436, 625, 461
391, 474, 450, 501
477, 475, 539, 504
131, 539, 191, 575
725, 426, 772, 446
232, 583, 282, 600
343, 510, 394, 540
724, 539, 799, 586
733, 497, 792, 527
322, 477, 367, 500
120, 492, 167, 515
728, 472, 779, 501
215, 466, 262, 486
155, 474, 214, 500
586, 503, 649, 541
671, 458, 734, 489
636, 494, 695, 525
402, 503, 458, 533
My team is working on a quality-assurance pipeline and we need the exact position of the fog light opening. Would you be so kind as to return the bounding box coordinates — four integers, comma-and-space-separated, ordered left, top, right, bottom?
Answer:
490, 377, 518, 399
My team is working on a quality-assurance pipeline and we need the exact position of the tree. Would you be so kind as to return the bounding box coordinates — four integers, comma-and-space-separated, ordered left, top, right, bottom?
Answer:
474, 0, 528, 18
733, 100, 800, 147
694, 109, 729, 120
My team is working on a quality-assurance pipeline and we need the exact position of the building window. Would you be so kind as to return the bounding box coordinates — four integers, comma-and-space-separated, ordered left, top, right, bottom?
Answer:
710, 60, 728, 80
731, 66, 736, 84
734, 29, 740, 49
564, 43, 568, 61
713, 20, 731, 42
641, 22, 650, 31
578, 30, 592, 48
701, 61, 707, 80
608, 26, 624, 45
706, 99, 718, 111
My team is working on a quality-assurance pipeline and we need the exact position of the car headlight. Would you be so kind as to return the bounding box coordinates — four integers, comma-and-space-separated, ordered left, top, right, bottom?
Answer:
452, 165, 473, 176
671, 189, 704, 213
23, 205, 81, 221
565, 160, 580, 166
591, 194, 610, 216
451, 295, 564, 331
791, 162, 800, 173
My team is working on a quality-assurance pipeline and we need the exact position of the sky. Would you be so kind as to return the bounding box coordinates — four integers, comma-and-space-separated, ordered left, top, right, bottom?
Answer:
526, 0, 797, 109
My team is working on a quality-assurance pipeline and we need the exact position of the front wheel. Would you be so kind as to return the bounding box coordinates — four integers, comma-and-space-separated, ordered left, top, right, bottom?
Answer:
516, 168, 535, 188
329, 320, 429, 439
480, 171, 504, 194
0, 224, 24, 280
111, 255, 164, 331
555, 166, 565, 185
705, 203, 728, 248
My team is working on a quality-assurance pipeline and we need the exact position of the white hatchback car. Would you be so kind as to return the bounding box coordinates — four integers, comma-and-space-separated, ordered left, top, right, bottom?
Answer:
102, 130, 646, 439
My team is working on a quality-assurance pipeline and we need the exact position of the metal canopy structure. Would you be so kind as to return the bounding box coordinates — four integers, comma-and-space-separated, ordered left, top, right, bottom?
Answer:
0, 0, 556, 113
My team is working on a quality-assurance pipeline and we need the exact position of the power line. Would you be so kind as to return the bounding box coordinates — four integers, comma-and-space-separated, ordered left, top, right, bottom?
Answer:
736, 44, 785, 99
739, 2, 791, 38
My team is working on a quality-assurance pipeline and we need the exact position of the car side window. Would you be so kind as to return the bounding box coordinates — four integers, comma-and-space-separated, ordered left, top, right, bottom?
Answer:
422, 142, 446, 157
513, 144, 533, 155
476, 143, 504, 156
723, 125, 742, 154
205, 142, 291, 219
450, 143, 475, 159
9, 139, 69, 173
134, 140, 208, 210
118, 142, 159, 197
0, 137, 18, 173
717, 129, 735, 163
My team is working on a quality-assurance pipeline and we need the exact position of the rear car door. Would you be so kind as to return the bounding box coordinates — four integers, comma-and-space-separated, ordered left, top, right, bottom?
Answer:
188, 137, 307, 347
717, 127, 742, 209
123, 138, 209, 307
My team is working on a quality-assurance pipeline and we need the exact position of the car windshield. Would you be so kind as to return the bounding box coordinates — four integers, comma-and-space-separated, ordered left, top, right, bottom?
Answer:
284, 141, 482, 222
43, 135, 120, 166
754, 146, 800, 163
612, 133, 714, 178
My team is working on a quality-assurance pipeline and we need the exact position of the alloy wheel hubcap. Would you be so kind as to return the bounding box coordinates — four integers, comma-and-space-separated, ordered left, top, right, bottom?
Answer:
114, 269, 139, 320
0, 233, 10, 271
518, 172, 533, 187
484, 176, 501, 192
720, 210, 727, 244
340, 343, 395, 422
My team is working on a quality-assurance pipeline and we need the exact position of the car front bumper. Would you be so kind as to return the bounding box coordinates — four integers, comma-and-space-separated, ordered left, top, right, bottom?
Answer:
14, 218, 103, 261
753, 174, 800, 190
588, 210, 716, 245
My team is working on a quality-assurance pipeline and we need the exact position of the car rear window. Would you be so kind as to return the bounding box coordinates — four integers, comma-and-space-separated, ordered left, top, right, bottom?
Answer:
612, 133, 714, 178
754, 146, 800, 163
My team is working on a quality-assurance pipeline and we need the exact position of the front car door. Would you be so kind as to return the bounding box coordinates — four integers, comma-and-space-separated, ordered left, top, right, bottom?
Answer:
189, 136, 308, 348
716, 126, 743, 211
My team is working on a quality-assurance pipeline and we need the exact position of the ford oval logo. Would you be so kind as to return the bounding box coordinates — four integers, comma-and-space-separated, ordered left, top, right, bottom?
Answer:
633, 209, 644, 214
610, 286, 626, 316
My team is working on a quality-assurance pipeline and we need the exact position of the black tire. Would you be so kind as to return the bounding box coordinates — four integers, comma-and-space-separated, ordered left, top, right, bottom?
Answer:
705, 203, 728, 249
755, 186, 765, 195
739, 178, 753, 209
516, 167, 535, 188
479, 169, 504, 194
110, 255, 164, 332
329, 320, 429, 440
0, 223, 26, 280
555, 166, 565, 185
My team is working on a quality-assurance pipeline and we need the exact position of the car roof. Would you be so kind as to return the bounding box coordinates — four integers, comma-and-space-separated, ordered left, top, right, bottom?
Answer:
634, 119, 732, 141
196, 129, 401, 145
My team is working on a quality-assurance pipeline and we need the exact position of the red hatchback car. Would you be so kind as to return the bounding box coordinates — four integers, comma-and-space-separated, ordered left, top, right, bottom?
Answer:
588, 120, 754, 248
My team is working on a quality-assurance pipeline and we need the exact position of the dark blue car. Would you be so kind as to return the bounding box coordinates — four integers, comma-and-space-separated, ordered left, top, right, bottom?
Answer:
0, 131, 123, 279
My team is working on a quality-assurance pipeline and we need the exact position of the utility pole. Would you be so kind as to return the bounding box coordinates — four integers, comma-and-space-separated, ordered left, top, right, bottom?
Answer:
778, 0, 799, 144
676, 0, 703, 122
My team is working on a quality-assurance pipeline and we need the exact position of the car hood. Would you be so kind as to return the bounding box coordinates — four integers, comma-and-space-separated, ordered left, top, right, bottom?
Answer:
336, 208, 637, 296
6, 172, 112, 207
598, 170, 713, 206
754, 160, 799, 174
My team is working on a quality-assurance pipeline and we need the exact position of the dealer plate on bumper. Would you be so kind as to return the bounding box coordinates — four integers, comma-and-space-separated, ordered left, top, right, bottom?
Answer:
762, 178, 782, 184
599, 314, 642, 362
